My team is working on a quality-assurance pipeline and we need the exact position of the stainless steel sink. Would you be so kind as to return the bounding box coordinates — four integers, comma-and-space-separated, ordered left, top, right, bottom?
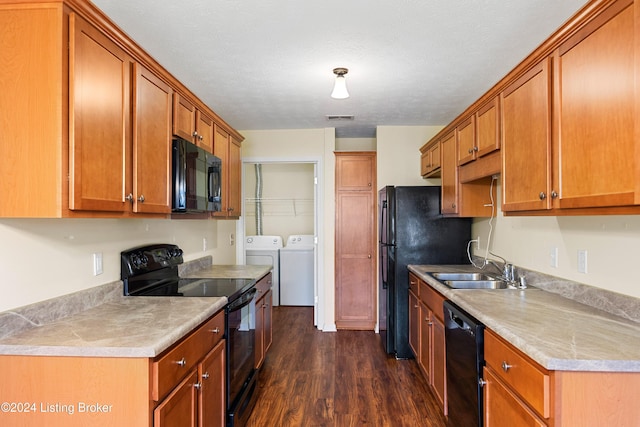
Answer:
443, 279, 511, 290
431, 272, 495, 281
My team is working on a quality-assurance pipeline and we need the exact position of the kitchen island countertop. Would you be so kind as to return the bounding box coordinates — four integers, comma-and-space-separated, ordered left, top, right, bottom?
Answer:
409, 264, 640, 372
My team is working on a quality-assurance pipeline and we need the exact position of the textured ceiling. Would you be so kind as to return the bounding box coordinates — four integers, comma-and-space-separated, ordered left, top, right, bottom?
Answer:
91, 0, 588, 138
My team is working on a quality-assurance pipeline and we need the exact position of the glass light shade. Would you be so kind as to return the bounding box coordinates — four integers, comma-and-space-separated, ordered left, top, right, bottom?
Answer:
331, 75, 349, 99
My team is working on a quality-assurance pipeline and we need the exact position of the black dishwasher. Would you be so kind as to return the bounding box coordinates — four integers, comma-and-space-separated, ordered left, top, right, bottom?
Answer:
444, 300, 485, 427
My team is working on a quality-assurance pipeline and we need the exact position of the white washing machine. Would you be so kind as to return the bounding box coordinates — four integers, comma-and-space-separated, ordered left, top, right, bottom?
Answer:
279, 235, 315, 306
245, 235, 283, 306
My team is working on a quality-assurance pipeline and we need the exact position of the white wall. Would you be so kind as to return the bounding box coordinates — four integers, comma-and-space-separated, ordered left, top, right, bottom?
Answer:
240, 128, 336, 331
376, 125, 443, 188
473, 182, 640, 298
0, 218, 237, 312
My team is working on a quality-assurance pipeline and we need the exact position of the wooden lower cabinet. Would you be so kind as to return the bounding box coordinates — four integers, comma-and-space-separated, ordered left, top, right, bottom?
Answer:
484, 328, 640, 427
154, 370, 199, 427
408, 272, 447, 414
0, 311, 226, 427
255, 272, 273, 369
408, 290, 420, 357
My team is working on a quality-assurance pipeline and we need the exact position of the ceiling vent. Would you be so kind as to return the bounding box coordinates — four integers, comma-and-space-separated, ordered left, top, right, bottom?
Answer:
326, 115, 355, 121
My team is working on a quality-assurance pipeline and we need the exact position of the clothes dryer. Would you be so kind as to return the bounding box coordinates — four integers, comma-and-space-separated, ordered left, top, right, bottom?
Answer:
279, 235, 315, 306
245, 235, 283, 306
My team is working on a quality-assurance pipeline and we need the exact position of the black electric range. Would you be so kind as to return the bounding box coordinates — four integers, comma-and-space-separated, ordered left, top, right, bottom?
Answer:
120, 243, 255, 302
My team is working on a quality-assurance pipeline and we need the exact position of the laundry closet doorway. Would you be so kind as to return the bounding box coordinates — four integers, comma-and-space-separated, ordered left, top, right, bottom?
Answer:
241, 160, 320, 326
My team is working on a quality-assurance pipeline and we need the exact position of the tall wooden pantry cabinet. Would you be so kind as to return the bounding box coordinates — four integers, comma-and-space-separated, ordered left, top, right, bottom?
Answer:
334, 152, 377, 330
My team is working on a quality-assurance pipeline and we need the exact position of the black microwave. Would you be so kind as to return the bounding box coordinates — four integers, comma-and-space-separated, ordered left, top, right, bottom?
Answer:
172, 137, 221, 213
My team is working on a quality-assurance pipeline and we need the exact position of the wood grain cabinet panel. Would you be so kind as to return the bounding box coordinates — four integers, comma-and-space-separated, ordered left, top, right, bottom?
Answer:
132, 63, 172, 214
501, 59, 552, 212
408, 290, 420, 358
553, 0, 636, 209
212, 127, 242, 218
335, 152, 376, 330
173, 94, 214, 154
69, 13, 131, 212
199, 340, 226, 427
456, 116, 476, 166
440, 132, 459, 215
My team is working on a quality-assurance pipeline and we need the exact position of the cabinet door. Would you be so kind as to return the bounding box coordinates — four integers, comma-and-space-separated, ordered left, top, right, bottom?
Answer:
501, 59, 552, 212
200, 340, 225, 427
263, 289, 273, 355
195, 110, 214, 153
69, 14, 131, 212
173, 93, 196, 143
554, 0, 635, 209
483, 368, 546, 427
228, 137, 242, 217
335, 190, 376, 330
419, 302, 432, 382
432, 316, 447, 413
132, 63, 172, 214
154, 370, 198, 427
457, 116, 476, 166
476, 97, 500, 157
255, 293, 265, 369
408, 290, 420, 358
440, 132, 459, 214
335, 154, 375, 191
212, 126, 230, 217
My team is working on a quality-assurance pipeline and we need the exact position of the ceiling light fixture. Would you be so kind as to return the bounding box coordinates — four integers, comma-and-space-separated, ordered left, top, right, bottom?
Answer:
331, 67, 349, 99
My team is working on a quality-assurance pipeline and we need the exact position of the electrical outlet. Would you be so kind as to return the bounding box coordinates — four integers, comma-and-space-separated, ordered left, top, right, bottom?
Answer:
203, 238, 207, 251
229, 233, 235, 246
577, 250, 588, 274
93, 252, 103, 276
476, 236, 481, 251
550, 247, 558, 268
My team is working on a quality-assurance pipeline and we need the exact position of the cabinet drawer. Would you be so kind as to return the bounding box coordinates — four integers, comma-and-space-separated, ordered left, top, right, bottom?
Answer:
419, 281, 445, 322
484, 367, 546, 427
484, 330, 550, 418
255, 272, 273, 298
152, 311, 224, 401
409, 273, 420, 297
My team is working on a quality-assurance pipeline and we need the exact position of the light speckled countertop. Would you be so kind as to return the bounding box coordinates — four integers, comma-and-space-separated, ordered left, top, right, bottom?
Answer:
409, 264, 640, 372
0, 263, 271, 358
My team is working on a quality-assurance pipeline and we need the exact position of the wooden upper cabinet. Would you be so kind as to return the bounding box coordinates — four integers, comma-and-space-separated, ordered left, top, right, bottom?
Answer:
476, 97, 500, 157
553, 0, 636, 209
335, 153, 375, 191
228, 137, 242, 216
440, 132, 459, 215
172, 93, 214, 153
132, 63, 172, 214
421, 140, 441, 177
212, 126, 241, 218
501, 59, 552, 212
456, 116, 476, 166
173, 93, 196, 142
69, 13, 132, 212
195, 110, 214, 153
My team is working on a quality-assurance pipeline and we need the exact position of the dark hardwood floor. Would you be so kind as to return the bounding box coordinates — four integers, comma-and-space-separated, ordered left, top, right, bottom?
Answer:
247, 306, 447, 427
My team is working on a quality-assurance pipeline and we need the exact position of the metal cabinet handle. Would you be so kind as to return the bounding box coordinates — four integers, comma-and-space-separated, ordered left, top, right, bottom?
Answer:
176, 357, 186, 367
193, 381, 202, 390
502, 361, 512, 372
473, 146, 479, 152
551, 190, 558, 199
539, 192, 546, 200
468, 148, 473, 154
138, 194, 145, 203
198, 134, 204, 141
202, 372, 210, 380
478, 379, 487, 387
211, 327, 220, 334
368, 254, 372, 259
125, 193, 134, 202
193, 131, 199, 137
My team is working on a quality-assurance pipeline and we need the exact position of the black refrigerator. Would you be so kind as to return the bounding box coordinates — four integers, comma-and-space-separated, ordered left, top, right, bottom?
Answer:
379, 186, 471, 359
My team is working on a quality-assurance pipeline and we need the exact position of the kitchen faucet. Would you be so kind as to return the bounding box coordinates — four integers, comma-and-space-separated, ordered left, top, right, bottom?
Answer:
484, 254, 515, 282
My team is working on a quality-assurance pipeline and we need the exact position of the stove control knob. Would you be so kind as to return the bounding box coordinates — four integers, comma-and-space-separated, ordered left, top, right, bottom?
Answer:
170, 248, 183, 258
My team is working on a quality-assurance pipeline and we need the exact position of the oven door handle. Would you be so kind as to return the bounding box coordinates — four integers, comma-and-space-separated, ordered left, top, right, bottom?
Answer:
227, 288, 258, 312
